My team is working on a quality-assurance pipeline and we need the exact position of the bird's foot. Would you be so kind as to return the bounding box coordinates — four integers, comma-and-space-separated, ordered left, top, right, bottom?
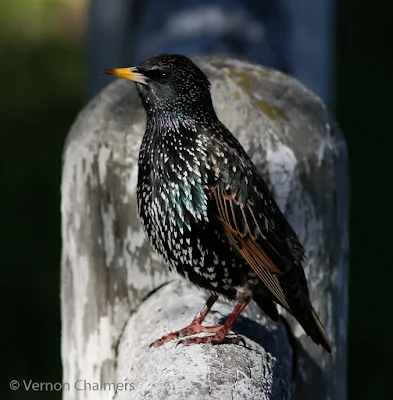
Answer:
149, 322, 222, 348
178, 329, 245, 347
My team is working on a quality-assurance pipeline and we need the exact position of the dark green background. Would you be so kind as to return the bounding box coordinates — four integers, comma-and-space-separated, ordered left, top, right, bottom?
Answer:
1, 1, 392, 399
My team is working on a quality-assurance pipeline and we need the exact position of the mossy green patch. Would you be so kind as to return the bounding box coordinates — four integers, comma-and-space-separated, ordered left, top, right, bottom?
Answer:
232, 72, 257, 91
209, 56, 230, 70
253, 100, 289, 121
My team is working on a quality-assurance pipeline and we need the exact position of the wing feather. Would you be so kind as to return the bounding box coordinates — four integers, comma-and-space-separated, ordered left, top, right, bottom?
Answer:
206, 136, 307, 312
204, 130, 331, 352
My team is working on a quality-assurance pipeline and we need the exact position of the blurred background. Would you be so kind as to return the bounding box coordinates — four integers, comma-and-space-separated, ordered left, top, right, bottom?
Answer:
1, 0, 392, 399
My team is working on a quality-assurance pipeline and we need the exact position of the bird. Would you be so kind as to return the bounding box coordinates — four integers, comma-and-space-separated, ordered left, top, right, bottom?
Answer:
102, 54, 333, 353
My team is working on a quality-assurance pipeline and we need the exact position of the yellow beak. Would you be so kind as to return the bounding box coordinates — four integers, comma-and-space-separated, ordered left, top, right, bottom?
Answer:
101, 67, 147, 84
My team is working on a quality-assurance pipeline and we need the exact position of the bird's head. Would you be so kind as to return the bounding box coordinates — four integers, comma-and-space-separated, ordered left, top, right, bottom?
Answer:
102, 54, 215, 120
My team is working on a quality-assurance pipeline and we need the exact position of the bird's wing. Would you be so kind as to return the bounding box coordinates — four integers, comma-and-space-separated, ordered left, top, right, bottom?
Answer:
206, 134, 307, 311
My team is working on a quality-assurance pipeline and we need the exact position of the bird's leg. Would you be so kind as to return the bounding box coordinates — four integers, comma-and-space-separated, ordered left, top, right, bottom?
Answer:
150, 294, 219, 347
179, 299, 249, 346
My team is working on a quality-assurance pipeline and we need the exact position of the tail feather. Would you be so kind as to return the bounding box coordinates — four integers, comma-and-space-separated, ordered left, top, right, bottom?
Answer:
306, 308, 333, 354
255, 295, 333, 353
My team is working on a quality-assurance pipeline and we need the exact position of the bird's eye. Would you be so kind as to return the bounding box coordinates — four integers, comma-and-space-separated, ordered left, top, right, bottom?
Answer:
155, 70, 171, 83
144, 69, 171, 83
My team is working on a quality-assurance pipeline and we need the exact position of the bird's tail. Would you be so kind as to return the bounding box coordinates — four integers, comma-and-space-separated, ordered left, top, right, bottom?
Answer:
299, 306, 333, 354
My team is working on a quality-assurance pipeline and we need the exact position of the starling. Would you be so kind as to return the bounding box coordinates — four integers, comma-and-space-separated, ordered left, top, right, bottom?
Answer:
102, 54, 333, 353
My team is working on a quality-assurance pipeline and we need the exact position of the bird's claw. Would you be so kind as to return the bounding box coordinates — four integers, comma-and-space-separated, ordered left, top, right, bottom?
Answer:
149, 322, 223, 348
178, 334, 246, 347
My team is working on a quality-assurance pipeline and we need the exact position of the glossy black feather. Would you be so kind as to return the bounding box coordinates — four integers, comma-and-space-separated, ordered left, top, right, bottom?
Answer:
132, 54, 332, 353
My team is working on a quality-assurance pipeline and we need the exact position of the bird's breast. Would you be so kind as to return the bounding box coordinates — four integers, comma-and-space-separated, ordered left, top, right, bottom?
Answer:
135, 126, 256, 296
137, 127, 212, 249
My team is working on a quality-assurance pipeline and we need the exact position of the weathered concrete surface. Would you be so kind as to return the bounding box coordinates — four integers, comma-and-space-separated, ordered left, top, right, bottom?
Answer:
61, 56, 348, 400
115, 280, 292, 400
